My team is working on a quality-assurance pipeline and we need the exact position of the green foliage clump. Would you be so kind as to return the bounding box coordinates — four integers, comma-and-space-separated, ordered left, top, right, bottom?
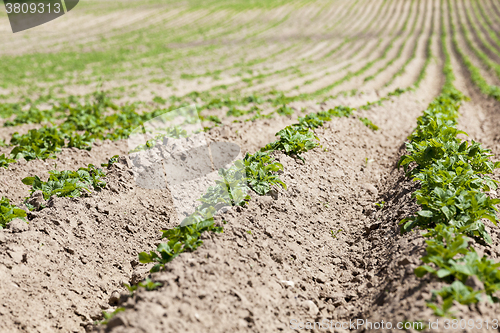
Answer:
416, 225, 500, 316
259, 106, 357, 160
99, 308, 125, 325
0, 103, 23, 119
0, 154, 15, 169
387, 87, 409, 97
195, 161, 250, 212
124, 278, 162, 295
263, 126, 319, 162
4, 107, 57, 127
276, 105, 294, 116
4, 91, 164, 162
244, 151, 286, 195
226, 107, 249, 117
245, 110, 274, 122
0, 197, 27, 229
359, 117, 379, 130
22, 164, 107, 201
202, 115, 221, 124
9, 127, 66, 161
328, 105, 355, 117
398, 42, 500, 315
296, 111, 331, 129
101, 155, 120, 169
398, 94, 499, 241
139, 220, 223, 272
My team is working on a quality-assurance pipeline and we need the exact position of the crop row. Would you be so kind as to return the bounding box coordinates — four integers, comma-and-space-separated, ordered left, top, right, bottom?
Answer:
142, 0, 377, 98
472, 1, 500, 51
455, 0, 500, 84
0, 100, 372, 237
397, 0, 500, 315
138, 105, 356, 271
246, 0, 380, 89
477, 1, 500, 36
342, 1, 434, 112
296, 0, 397, 96
0, 0, 425, 134
464, 0, 500, 60
0, 92, 168, 165
0, 156, 117, 229
363, 0, 417, 83
274, 0, 394, 94
384, 0, 428, 88
313, 2, 408, 97
1, 102, 365, 323
0, 80, 392, 170
448, 0, 500, 101
368, 0, 433, 98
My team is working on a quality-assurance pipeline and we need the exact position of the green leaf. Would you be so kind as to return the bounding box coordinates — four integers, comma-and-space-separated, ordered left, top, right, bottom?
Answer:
22, 177, 36, 185
138, 252, 154, 264
436, 269, 451, 278
415, 265, 435, 277
417, 210, 434, 218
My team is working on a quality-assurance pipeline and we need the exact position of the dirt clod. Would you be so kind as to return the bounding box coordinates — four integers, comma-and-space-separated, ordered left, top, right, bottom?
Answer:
27, 191, 45, 210
302, 300, 319, 316
108, 291, 121, 306
6, 218, 28, 233
361, 183, 378, 196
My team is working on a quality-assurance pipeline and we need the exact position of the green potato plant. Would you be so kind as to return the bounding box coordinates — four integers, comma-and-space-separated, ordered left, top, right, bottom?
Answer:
22, 164, 107, 202
398, 17, 500, 314
0, 197, 27, 229
0, 154, 15, 169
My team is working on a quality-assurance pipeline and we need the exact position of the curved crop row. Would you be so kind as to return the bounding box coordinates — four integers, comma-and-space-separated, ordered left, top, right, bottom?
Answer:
412, 0, 435, 89
312, 0, 412, 97
220, 0, 375, 92
484, 0, 500, 29
353, 2, 434, 112
384, 0, 429, 88
280, 0, 394, 95
468, 0, 500, 58
455, 0, 500, 82
363, 0, 418, 82
448, 0, 500, 100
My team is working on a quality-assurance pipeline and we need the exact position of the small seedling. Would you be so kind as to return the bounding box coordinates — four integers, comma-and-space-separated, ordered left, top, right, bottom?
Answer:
0, 154, 15, 169
359, 117, 379, 130
98, 307, 125, 325
0, 196, 27, 229
124, 278, 162, 296
101, 155, 120, 168
330, 229, 343, 239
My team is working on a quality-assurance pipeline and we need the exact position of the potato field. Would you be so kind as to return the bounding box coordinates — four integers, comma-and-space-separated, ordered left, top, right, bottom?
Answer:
2, 0, 500, 332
